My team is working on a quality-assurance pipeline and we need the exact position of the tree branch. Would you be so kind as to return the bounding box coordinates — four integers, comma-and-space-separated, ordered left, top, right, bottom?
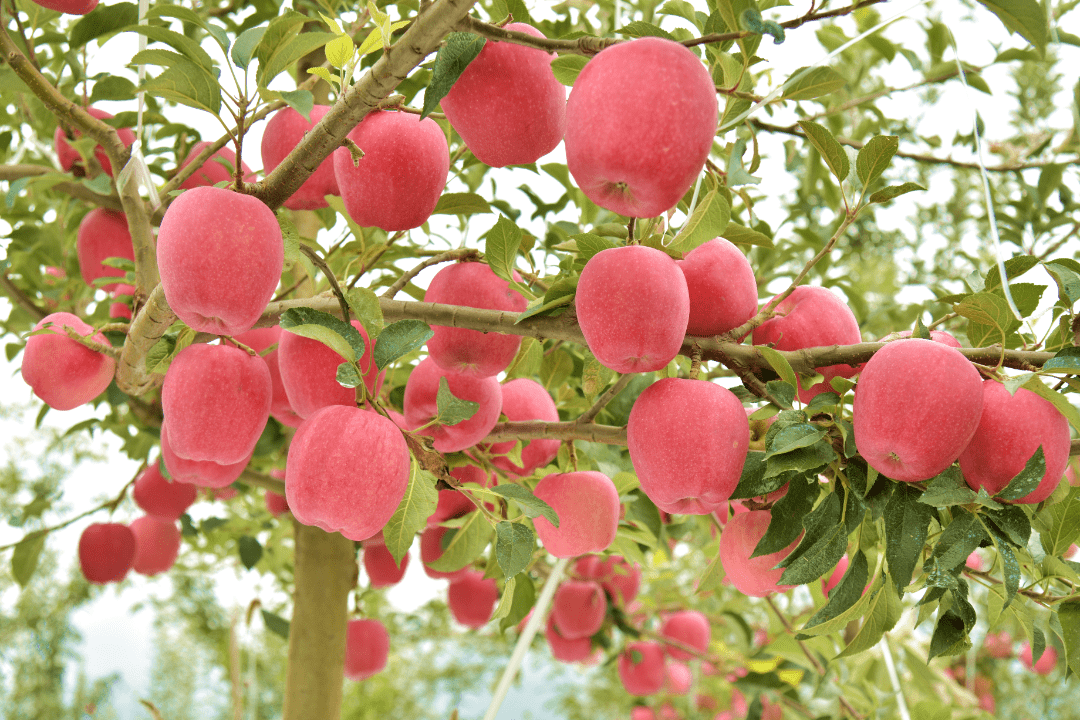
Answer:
115, 285, 176, 396
484, 420, 627, 446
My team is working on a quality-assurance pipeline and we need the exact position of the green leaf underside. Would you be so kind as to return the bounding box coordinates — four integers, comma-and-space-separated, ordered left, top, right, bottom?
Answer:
495, 521, 534, 579
425, 511, 493, 572
279, 307, 365, 363
798, 119, 849, 181
490, 484, 559, 527
436, 377, 480, 426
383, 463, 439, 565
372, 320, 433, 370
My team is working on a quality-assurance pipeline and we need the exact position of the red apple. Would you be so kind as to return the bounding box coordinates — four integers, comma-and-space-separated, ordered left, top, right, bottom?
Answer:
959, 380, 1070, 504
161, 343, 272, 464
22, 312, 116, 411
854, 338, 984, 482
333, 110, 449, 231
983, 630, 1012, 659
752, 286, 862, 403
420, 526, 471, 581
575, 245, 690, 373
822, 555, 849, 596
265, 490, 289, 516
1020, 642, 1057, 675
532, 471, 621, 558
552, 579, 607, 640
403, 358, 502, 453
718, 510, 800, 597
76, 209, 135, 291
31, 0, 98, 12
665, 662, 693, 695
427, 464, 492, 527
565, 37, 718, 217
678, 239, 759, 337
78, 522, 135, 584
488, 378, 560, 477
880, 328, 962, 347
177, 141, 255, 190
545, 613, 595, 663
447, 568, 499, 628
440, 23, 565, 167
54, 107, 135, 175
618, 641, 667, 696
574, 555, 641, 606
344, 618, 390, 681
159, 421, 252, 488
276, 321, 382, 419
234, 326, 304, 428
133, 461, 197, 520
261, 105, 340, 209
659, 610, 710, 661
286, 405, 409, 541
157, 186, 284, 336
129, 515, 181, 576
109, 284, 135, 320
363, 541, 409, 587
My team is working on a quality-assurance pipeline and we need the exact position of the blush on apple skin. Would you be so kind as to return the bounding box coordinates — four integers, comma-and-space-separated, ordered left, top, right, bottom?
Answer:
344, 618, 390, 681
78, 522, 136, 584
532, 471, 621, 558
133, 461, 197, 520
618, 641, 667, 696
488, 378, 561, 477
402, 358, 503, 453
54, 107, 135, 176
76, 209, 135, 292
130, 515, 182, 576
545, 613, 595, 663
22, 312, 116, 412
160, 421, 253, 489
1019, 642, 1058, 675
276, 321, 382, 419
177, 141, 255, 190
32, 0, 98, 13
659, 610, 710, 661
678, 239, 759, 337
718, 510, 801, 597
261, 106, 340, 210
551, 580, 607, 640
447, 569, 499, 629
363, 541, 409, 588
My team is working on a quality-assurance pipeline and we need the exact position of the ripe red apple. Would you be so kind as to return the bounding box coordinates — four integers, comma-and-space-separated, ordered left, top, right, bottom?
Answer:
424, 262, 528, 377
159, 421, 252, 488
574, 555, 642, 606
235, 325, 304, 427
403, 358, 503, 453
109, 284, 135, 320
76, 209, 135, 291
532, 471, 621, 558
177, 141, 255, 190
31, 0, 98, 13
628, 378, 748, 514
854, 338, 984, 482
260, 106, 340, 209
420, 526, 471, 581
575, 245, 690, 373
880, 328, 962, 347
363, 541, 409, 587
286, 405, 409, 541
659, 610, 710, 661
618, 641, 667, 696
1020, 642, 1057, 675
565, 37, 718, 217
440, 22, 565, 167
265, 490, 289, 517
665, 662, 693, 695
678, 239, 759, 337
958, 380, 1070, 504
718, 510, 800, 597
822, 555, 849, 596
22, 312, 116, 411
133, 461, 197, 520
161, 343, 272, 464
54, 107, 135, 176
157, 185, 284, 336
447, 568, 499, 629
545, 613, 595, 663
488, 378, 560, 476
78, 522, 135, 584
752, 286, 862, 403
983, 630, 1012, 659
333, 110, 449, 231
344, 618, 390, 681
129, 515, 181, 576
552, 580, 607, 640
427, 464, 493, 526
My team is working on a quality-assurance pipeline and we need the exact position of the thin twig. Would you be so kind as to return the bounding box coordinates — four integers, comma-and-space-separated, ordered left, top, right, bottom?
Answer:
577, 374, 632, 425
381, 248, 479, 299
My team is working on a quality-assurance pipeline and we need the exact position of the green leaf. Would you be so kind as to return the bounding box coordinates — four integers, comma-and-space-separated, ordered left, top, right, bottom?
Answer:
763, 380, 795, 410
372, 320, 433, 369
551, 55, 589, 86
1044, 261, 1080, 304
436, 377, 479, 426
572, 233, 616, 262
505, 336, 544, 379
336, 362, 361, 388
1034, 485, 1080, 556
425, 511, 493, 572
344, 287, 384, 342
739, 7, 784, 44
779, 491, 848, 585
498, 572, 537, 631
383, 462, 439, 565
753, 475, 817, 556
495, 521, 534, 579
797, 119, 849, 181
125, 25, 216, 70
1058, 600, 1080, 679
1043, 347, 1080, 373
928, 509, 988, 573
982, 504, 1031, 547
279, 307, 364, 363
757, 346, 798, 392
232, 25, 267, 69
540, 347, 574, 392
617, 21, 676, 40
954, 292, 1017, 346
997, 446, 1046, 501
238, 535, 262, 569
492, 575, 516, 621
484, 216, 523, 285
919, 467, 978, 507
783, 66, 846, 100
884, 484, 934, 595
490, 484, 559, 527
721, 222, 774, 247
765, 424, 826, 458
836, 577, 903, 658
802, 550, 869, 632
255, 12, 336, 87
730, 452, 788, 500
855, 135, 899, 189
984, 254, 1039, 289
928, 611, 970, 660
764, 439, 835, 478
261, 609, 291, 639
726, 138, 760, 187
422, 33, 486, 119
11, 530, 47, 587
868, 182, 925, 205
988, 526, 1020, 609
432, 192, 491, 215
975, 0, 1049, 53
668, 189, 731, 253
136, 56, 223, 115
71, 2, 138, 48
696, 544, 727, 594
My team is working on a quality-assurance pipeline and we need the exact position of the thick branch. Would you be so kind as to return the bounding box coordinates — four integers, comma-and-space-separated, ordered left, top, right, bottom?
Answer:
0, 164, 124, 211
115, 285, 177, 396
484, 420, 628, 446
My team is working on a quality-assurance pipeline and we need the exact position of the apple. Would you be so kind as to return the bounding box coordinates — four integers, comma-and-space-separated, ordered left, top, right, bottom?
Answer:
420, 526, 471, 581
552, 579, 607, 640
678, 239, 759, 337
564, 37, 718, 217
76, 209, 135, 291
31, 0, 98, 13
286, 405, 409, 541
1020, 642, 1057, 675
265, 490, 289, 517
575, 555, 641, 606
618, 641, 667, 696
822, 555, 849, 596
718, 510, 801, 597
983, 630, 1012, 659
880, 328, 962, 347
363, 541, 409, 587
344, 618, 390, 681
157, 185, 284, 336
110, 284, 135, 320
177, 141, 255, 190
966, 550, 987, 572
532, 471, 621, 558
659, 610, 710, 661
403, 358, 503, 453
235, 327, 304, 427
628, 378, 748, 514
424, 262, 528, 377
161, 343, 272, 464
212, 486, 239, 501
631, 707, 656, 720
22, 312, 116, 411
78, 522, 135, 584
665, 662, 693, 695
261, 105, 340, 209
958, 380, 1070, 504
159, 421, 252, 488
333, 110, 449, 231
545, 614, 595, 663
129, 515, 182, 576
133, 461, 197, 520
575, 245, 690, 373
440, 23, 565, 167
54, 107, 135, 176
752, 286, 862, 403
488, 378, 561, 477
854, 338, 984, 482
447, 568, 499, 629
427, 463, 493, 526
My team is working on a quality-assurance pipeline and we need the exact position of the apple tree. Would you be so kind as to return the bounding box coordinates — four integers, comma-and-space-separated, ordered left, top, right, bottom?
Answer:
2, 0, 1080, 718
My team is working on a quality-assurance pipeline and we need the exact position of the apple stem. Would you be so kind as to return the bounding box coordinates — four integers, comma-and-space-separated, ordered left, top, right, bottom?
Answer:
481, 557, 569, 720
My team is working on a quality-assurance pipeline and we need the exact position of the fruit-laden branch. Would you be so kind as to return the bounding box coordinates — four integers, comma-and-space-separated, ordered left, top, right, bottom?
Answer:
246, 0, 480, 210
484, 420, 628, 445
116, 285, 177, 396
0, 164, 124, 211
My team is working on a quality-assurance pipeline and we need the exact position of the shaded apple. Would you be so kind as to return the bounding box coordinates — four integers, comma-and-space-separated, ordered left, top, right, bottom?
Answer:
54, 107, 135, 176
447, 568, 499, 629
546, 614, 595, 663
665, 662, 693, 695
109, 284, 135, 320
261, 105, 340, 209
576, 555, 642, 606
983, 630, 1012, 659
177, 141, 255, 190
76, 209, 135, 291
133, 461, 197, 520
22, 312, 116, 411
160, 421, 252, 488
32, 0, 98, 13
363, 541, 409, 587
532, 471, 620, 558
420, 526, 471, 581
344, 618, 390, 681
427, 463, 492, 527
718, 510, 800, 597
403, 358, 502, 453
78, 522, 135, 584
678, 239, 758, 337
273, 321, 381, 420
130, 515, 181, 576
822, 555, 849, 596
659, 610, 710, 661
488, 378, 560, 477
618, 641, 667, 696
233, 326, 304, 428
1020, 642, 1057, 675
552, 579, 607, 640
